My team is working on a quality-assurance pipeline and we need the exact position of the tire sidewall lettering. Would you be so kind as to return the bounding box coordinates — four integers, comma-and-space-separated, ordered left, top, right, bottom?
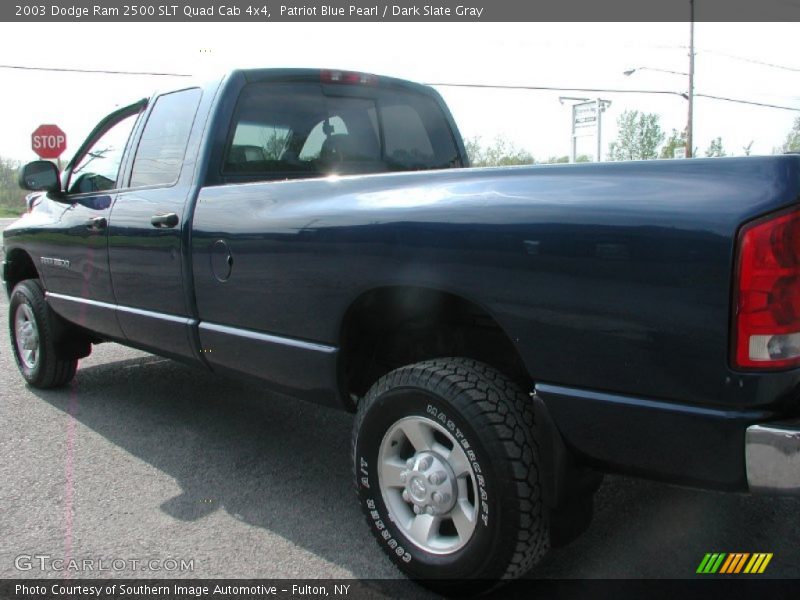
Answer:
425, 402, 489, 527
356, 388, 497, 577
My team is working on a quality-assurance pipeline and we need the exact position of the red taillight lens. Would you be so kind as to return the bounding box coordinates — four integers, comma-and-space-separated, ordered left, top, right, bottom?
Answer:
320, 69, 377, 85
735, 208, 800, 369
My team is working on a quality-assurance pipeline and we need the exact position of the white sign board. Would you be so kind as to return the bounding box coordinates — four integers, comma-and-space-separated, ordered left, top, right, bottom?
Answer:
573, 102, 598, 130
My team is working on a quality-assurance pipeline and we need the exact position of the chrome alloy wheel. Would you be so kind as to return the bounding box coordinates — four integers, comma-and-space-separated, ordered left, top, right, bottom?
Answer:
14, 303, 40, 370
378, 416, 479, 554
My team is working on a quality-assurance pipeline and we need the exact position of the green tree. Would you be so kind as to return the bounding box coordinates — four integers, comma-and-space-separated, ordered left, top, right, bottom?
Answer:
465, 136, 534, 167
259, 128, 290, 160
659, 128, 687, 159
0, 156, 26, 217
608, 110, 665, 161
541, 155, 591, 164
781, 117, 800, 153
705, 137, 727, 158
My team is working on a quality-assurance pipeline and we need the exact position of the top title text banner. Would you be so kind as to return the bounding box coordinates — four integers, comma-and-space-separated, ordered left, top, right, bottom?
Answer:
4, 0, 799, 22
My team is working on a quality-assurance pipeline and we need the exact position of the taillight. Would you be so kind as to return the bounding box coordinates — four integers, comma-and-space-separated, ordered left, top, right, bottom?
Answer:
734, 207, 800, 369
320, 69, 377, 85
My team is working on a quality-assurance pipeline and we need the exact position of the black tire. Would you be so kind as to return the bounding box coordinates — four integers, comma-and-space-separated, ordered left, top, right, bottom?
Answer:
352, 358, 549, 591
9, 279, 77, 388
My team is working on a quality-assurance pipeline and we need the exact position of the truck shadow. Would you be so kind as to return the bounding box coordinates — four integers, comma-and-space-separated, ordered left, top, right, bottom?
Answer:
31, 354, 800, 584
31, 354, 413, 584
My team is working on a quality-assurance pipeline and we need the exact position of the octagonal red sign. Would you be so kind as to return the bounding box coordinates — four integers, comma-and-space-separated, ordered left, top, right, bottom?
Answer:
31, 124, 67, 159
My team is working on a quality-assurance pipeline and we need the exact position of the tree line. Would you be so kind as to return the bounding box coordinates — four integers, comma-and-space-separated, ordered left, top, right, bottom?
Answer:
0, 157, 25, 217
467, 113, 800, 166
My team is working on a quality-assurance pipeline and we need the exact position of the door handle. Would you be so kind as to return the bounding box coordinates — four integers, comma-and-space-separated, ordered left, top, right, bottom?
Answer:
85, 216, 107, 231
151, 213, 179, 228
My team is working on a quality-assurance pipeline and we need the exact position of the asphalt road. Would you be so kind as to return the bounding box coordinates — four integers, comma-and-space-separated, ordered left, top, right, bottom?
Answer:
1, 217, 799, 591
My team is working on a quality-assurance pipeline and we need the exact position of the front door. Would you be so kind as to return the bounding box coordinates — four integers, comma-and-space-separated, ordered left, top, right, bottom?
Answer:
43, 103, 143, 339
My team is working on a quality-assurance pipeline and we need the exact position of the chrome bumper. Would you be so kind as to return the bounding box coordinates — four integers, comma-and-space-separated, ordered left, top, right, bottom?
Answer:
746, 419, 800, 495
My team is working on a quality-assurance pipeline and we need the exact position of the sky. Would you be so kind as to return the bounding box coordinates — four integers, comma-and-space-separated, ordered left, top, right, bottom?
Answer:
0, 22, 799, 163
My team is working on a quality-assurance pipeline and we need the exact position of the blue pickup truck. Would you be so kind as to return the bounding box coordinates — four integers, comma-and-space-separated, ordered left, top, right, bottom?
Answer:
4, 68, 800, 589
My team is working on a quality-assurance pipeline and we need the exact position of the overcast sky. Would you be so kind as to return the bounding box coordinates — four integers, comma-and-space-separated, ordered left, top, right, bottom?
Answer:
0, 22, 798, 163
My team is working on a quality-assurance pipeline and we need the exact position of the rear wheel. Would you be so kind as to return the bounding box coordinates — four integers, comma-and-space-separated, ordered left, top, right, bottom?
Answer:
352, 358, 549, 591
9, 279, 77, 388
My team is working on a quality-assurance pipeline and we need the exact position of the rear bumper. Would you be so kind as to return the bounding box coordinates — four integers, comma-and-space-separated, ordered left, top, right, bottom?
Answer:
746, 419, 800, 495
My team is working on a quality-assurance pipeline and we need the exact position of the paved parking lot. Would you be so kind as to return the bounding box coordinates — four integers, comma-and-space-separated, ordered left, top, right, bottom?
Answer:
1, 217, 799, 590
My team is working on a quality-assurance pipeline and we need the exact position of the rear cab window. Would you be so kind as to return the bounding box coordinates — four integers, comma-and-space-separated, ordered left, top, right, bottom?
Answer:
221, 80, 462, 183
129, 88, 202, 188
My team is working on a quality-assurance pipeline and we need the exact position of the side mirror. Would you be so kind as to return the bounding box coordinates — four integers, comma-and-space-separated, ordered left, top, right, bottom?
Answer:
18, 160, 61, 194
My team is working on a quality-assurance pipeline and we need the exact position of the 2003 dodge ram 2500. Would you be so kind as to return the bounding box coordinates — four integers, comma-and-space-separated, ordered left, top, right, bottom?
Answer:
4, 68, 800, 589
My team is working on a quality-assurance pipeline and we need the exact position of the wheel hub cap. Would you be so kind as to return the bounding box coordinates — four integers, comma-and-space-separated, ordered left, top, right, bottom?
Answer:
377, 415, 479, 554
14, 304, 39, 369
401, 451, 457, 515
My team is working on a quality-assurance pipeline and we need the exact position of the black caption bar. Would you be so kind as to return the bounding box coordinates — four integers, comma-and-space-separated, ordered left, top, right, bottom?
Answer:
4, 579, 800, 600
2, 0, 799, 22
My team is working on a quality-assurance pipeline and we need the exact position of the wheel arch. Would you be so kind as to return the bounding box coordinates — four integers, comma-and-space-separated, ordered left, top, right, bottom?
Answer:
337, 285, 530, 409
3, 247, 40, 298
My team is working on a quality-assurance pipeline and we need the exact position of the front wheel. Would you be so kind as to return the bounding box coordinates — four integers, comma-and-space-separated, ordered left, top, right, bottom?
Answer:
9, 279, 77, 388
352, 358, 549, 590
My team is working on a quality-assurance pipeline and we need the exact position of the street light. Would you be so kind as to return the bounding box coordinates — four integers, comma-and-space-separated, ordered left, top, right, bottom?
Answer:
623, 67, 689, 78
623, 61, 694, 158
623, 1, 695, 157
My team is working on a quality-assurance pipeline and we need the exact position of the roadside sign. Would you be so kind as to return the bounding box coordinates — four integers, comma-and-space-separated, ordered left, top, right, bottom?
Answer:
674, 147, 686, 159
31, 124, 67, 159
573, 102, 598, 130
562, 97, 611, 163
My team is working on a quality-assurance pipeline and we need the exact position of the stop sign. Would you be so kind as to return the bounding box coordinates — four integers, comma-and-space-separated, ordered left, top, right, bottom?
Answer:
31, 124, 67, 159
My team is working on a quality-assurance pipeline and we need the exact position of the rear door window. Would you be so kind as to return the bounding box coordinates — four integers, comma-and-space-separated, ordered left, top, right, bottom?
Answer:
129, 88, 202, 188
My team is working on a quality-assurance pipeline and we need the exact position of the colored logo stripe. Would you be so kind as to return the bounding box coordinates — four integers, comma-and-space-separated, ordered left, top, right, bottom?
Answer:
744, 553, 773, 574
719, 553, 749, 573
697, 553, 726, 574
697, 553, 773, 574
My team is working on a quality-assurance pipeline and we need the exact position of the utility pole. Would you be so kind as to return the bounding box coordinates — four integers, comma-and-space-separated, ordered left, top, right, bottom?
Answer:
596, 98, 604, 163
687, 0, 695, 158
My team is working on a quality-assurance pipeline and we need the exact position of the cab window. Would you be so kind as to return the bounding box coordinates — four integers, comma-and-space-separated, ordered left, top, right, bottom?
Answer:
222, 82, 459, 182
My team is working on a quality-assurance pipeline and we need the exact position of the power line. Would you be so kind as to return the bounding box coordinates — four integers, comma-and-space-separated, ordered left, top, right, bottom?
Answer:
695, 93, 800, 112
0, 64, 191, 77
427, 82, 800, 112
3, 64, 799, 112
699, 50, 800, 74
426, 82, 686, 97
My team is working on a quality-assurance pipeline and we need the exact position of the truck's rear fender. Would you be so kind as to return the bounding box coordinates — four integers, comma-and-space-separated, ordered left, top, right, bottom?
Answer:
337, 283, 600, 508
